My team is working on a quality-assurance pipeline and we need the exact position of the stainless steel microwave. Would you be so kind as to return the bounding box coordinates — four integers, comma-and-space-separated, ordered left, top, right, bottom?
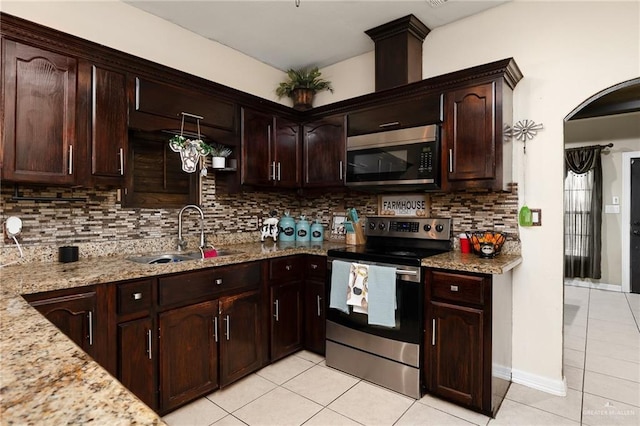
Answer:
345, 124, 440, 192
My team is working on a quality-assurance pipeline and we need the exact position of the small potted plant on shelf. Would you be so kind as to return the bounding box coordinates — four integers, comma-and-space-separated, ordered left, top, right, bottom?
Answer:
275, 66, 333, 110
209, 143, 232, 169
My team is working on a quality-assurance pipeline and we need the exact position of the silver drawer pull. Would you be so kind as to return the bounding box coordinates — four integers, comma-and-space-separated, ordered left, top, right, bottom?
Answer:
379, 121, 400, 128
285, 265, 292, 271
450, 285, 459, 292
132, 292, 143, 300
215, 278, 223, 285
310, 264, 318, 270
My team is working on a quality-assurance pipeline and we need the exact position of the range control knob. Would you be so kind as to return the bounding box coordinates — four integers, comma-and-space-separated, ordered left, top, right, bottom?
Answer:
423, 224, 432, 232
379, 223, 386, 230
369, 222, 376, 230
435, 224, 444, 233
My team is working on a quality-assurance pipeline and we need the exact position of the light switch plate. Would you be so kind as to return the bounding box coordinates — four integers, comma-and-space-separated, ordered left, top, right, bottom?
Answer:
530, 209, 542, 226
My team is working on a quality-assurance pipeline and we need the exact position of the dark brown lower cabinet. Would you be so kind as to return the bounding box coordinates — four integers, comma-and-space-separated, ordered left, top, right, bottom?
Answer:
159, 300, 219, 412
118, 317, 156, 408
219, 290, 264, 387
429, 301, 483, 408
26, 289, 97, 359
270, 280, 303, 361
303, 280, 326, 354
424, 268, 512, 417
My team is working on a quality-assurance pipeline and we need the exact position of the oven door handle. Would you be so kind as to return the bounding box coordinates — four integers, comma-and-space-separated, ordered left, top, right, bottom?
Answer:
396, 270, 418, 276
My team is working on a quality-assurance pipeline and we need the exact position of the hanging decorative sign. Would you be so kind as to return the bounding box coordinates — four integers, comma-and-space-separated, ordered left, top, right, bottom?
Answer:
168, 112, 212, 173
378, 194, 430, 216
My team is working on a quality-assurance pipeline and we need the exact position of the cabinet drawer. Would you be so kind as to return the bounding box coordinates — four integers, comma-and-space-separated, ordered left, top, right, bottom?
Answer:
211, 262, 261, 294
158, 269, 216, 307
269, 256, 304, 282
306, 256, 327, 279
117, 278, 153, 315
430, 271, 486, 306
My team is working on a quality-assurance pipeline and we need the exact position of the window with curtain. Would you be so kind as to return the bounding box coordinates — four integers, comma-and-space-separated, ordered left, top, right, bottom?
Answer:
564, 146, 604, 279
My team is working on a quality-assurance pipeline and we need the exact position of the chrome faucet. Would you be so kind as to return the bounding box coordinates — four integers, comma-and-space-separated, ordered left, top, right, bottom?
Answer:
177, 204, 206, 251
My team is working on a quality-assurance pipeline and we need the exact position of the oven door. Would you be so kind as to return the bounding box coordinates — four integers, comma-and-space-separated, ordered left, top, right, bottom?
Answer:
326, 258, 423, 344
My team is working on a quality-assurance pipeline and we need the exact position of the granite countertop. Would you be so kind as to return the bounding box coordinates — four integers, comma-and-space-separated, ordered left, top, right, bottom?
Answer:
0, 240, 521, 424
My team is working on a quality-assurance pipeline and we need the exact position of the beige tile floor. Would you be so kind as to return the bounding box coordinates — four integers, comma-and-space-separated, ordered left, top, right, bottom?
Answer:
164, 287, 640, 426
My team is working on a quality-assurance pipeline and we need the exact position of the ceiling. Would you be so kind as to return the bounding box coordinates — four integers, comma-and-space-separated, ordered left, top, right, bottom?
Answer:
125, 0, 510, 71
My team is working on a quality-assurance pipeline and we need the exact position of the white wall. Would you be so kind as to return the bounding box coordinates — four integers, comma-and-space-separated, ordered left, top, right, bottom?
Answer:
0, 0, 286, 102
326, 0, 640, 394
3, 0, 640, 395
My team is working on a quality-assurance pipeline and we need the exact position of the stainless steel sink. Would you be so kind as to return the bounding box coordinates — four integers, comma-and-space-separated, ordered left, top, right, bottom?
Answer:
127, 249, 244, 264
127, 252, 203, 264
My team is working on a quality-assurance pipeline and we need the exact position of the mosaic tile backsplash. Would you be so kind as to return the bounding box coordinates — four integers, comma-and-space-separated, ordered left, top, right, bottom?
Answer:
0, 177, 519, 264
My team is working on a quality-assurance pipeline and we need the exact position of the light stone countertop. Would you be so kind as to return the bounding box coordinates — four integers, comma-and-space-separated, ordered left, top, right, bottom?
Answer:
0, 240, 520, 424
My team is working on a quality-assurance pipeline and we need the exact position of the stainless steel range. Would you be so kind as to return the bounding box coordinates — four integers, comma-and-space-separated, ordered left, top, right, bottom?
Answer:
325, 216, 451, 399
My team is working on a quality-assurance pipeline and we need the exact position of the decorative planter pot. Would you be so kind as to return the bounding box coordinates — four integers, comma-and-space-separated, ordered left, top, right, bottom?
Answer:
291, 88, 315, 111
211, 156, 226, 169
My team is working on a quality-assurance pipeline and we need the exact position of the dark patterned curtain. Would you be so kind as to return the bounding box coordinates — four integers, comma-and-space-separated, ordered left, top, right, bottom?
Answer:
564, 146, 603, 279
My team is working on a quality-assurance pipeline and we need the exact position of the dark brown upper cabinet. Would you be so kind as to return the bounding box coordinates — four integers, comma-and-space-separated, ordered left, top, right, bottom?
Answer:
1, 40, 79, 185
441, 76, 517, 192
302, 115, 346, 188
241, 107, 300, 188
82, 62, 128, 185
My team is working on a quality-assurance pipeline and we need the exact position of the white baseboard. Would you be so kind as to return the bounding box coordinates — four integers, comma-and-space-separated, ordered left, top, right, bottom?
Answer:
564, 279, 622, 292
511, 368, 567, 396
493, 364, 512, 381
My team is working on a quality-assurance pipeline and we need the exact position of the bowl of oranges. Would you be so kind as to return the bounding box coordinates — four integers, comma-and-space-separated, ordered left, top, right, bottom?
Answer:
465, 231, 507, 258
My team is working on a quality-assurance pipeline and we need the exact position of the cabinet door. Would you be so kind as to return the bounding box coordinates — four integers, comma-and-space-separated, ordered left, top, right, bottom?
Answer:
303, 279, 326, 355
2, 40, 78, 184
270, 280, 303, 361
28, 291, 96, 357
303, 115, 345, 188
241, 108, 273, 186
219, 290, 264, 387
443, 82, 496, 189
159, 300, 218, 411
118, 317, 156, 409
274, 117, 300, 188
428, 301, 483, 410
88, 63, 128, 182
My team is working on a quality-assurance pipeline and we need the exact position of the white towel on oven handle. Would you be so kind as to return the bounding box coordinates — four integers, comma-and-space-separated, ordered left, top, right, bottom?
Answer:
367, 264, 397, 327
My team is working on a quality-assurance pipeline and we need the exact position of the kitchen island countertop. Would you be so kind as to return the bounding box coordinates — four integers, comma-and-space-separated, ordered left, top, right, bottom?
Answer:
1, 241, 520, 424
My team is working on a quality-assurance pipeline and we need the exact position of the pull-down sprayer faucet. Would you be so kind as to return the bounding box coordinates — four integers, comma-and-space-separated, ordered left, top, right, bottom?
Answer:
177, 204, 206, 251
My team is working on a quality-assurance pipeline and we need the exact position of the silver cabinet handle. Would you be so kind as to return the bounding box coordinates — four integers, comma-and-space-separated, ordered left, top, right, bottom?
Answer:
213, 316, 218, 342
432, 319, 436, 346
379, 121, 400, 128
87, 311, 93, 346
310, 263, 318, 270
274, 300, 279, 321
118, 147, 124, 175
68, 145, 73, 175
277, 162, 281, 181
132, 292, 143, 300
271, 161, 276, 181
285, 265, 292, 271
225, 315, 230, 340
317, 295, 321, 317
215, 278, 223, 285
339, 160, 343, 180
448, 149, 453, 173
439, 93, 444, 122
450, 285, 459, 292
147, 329, 152, 360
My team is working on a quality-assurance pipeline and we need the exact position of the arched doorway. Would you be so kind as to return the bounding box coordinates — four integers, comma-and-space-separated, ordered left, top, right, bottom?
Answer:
564, 78, 640, 292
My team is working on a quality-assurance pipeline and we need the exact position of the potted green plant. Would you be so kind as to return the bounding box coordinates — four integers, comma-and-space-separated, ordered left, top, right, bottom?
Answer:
209, 143, 232, 169
276, 66, 333, 110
